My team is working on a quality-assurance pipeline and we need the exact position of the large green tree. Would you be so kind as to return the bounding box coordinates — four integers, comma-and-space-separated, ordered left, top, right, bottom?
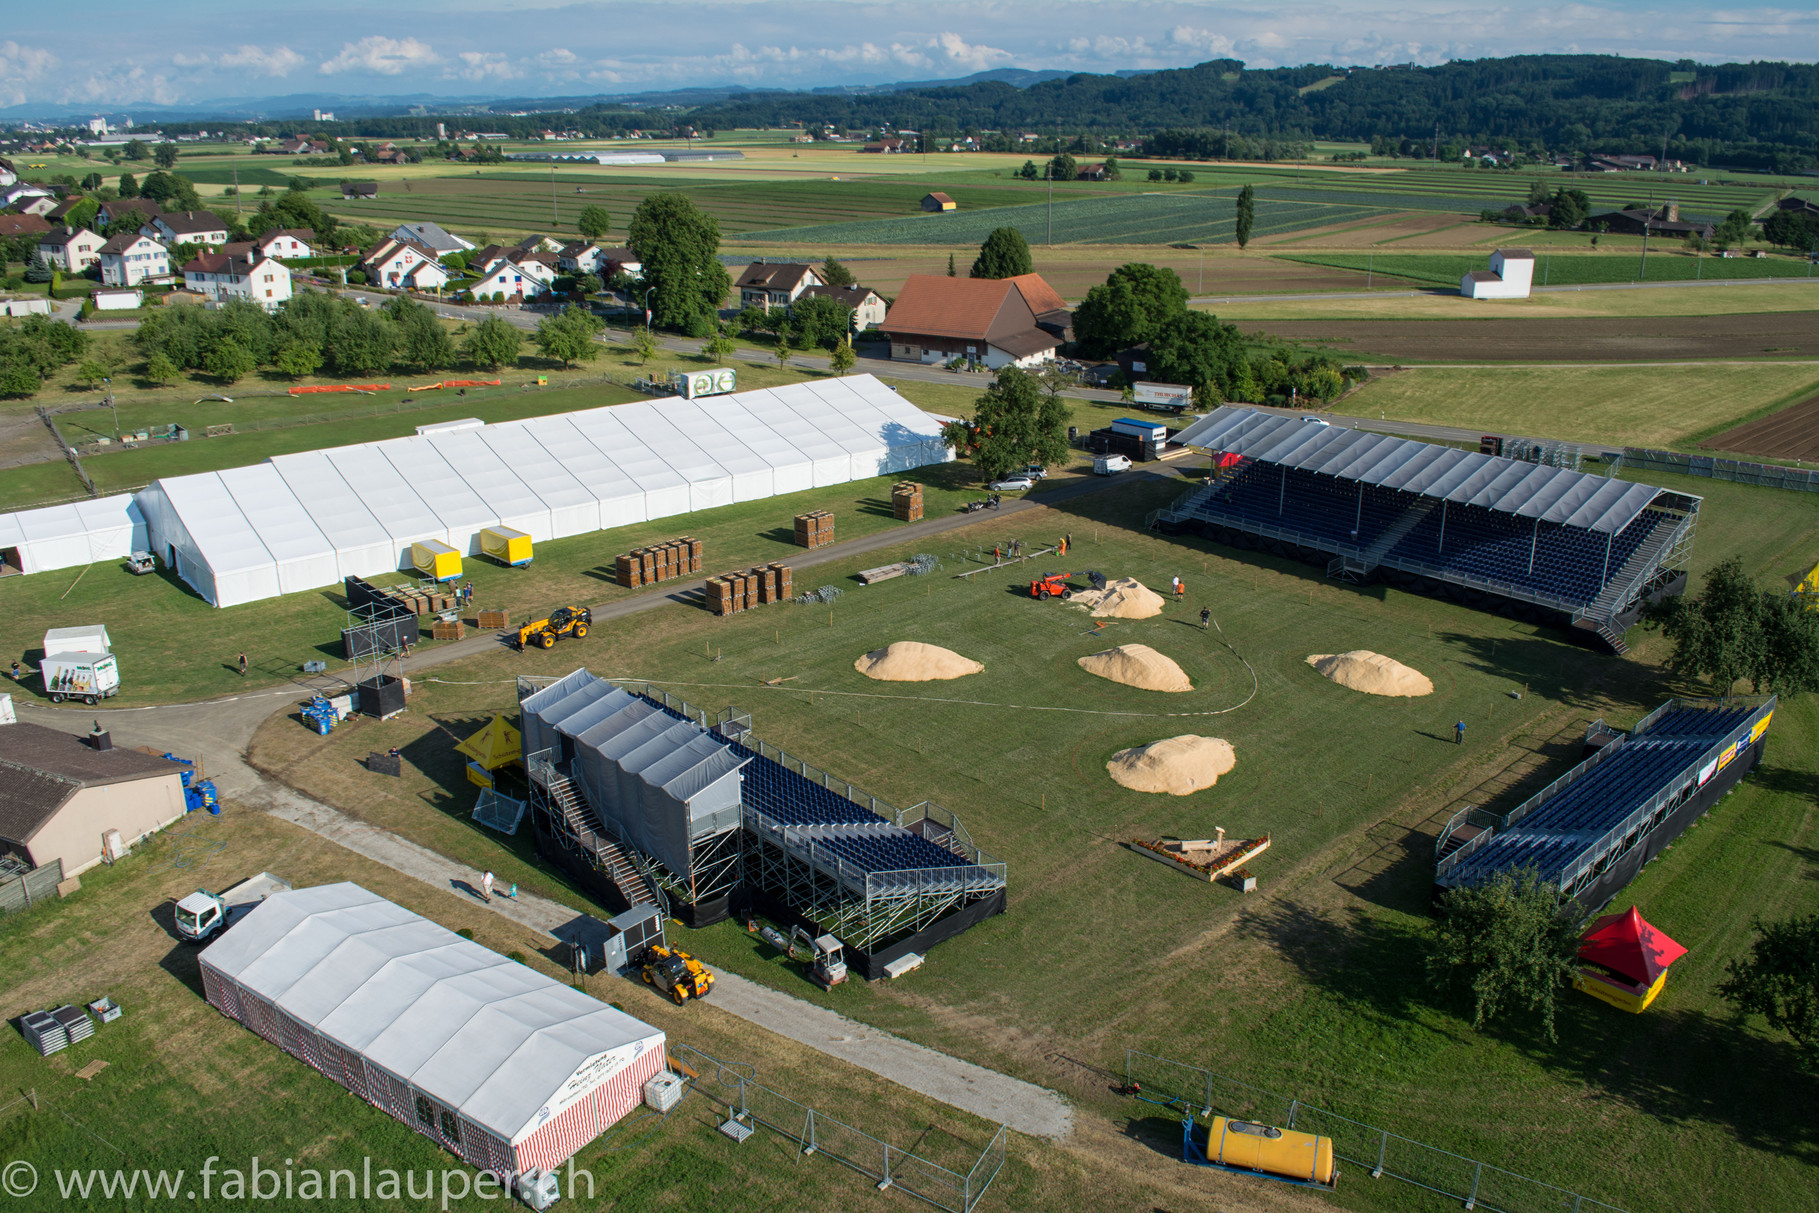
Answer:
1235, 183, 1255, 249
787, 293, 854, 350
1071, 262, 1190, 356
462, 315, 523, 371
626, 193, 731, 331
1547, 187, 1592, 229
386, 297, 455, 371
1646, 557, 1819, 695
818, 256, 855, 287
533, 305, 605, 369
1428, 867, 1584, 1042
940, 365, 1071, 481
1145, 310, 1247, 395
248, 189, 335, 245
576, 204, 612, 239
970, 226, 1033, 279
1763, 209, 1819, 252
154, 142, 179, 170
1719, 914, 1819, 1066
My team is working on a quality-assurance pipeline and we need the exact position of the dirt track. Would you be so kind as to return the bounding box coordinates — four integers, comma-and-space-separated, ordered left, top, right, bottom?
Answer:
1243, 313, 1819, 362
1704, 395, 1819, 460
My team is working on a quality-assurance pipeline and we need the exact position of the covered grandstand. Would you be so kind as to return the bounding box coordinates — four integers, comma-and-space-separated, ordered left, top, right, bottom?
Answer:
517, 670, 1007, 979
1162, 409, 1700, 651
13, 374, 949, 605
1435, 697, 1774, 910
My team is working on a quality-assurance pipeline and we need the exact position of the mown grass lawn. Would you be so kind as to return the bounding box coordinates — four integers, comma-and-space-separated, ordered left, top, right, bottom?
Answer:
1283, 249, 1819, 287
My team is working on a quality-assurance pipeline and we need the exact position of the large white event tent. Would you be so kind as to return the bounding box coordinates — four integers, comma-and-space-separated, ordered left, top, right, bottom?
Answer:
0, 494, 145, 575
116, 373, 950, 607
200, 882, 666, 1178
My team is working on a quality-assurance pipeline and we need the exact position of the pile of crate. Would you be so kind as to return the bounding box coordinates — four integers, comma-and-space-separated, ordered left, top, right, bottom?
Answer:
388, 584, 461, 616
476, 609, 509, 629
705, 563, 792, 616
891, 482, 924, 522
794, 511, 835, 548
616, 537, 703, 588
432, 618, 466, 641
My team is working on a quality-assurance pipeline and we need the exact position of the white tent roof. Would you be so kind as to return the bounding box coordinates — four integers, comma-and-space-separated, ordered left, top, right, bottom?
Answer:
0, 493, 144, 574
201, 883, 662, 1144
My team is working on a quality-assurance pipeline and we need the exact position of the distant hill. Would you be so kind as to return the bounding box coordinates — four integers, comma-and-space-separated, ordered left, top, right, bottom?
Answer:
812, 68, 1152, 95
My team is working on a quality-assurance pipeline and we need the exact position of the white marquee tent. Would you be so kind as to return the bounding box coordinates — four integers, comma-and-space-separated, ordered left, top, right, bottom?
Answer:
115, 373, 952, 606
200, 882, 666, 1178
0, 494, 145, 575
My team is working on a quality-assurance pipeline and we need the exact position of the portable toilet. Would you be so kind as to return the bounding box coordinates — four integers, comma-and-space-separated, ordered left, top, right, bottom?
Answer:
480, 526, 533, 568
43, 625, 111, 657
410, 539, 462, 582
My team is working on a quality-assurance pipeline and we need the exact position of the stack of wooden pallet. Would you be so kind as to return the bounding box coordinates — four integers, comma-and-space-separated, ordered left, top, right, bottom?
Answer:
431, 619, 466, 641
476, 609, 509, 629
392, 586, 458, 616
794, 511, 835, 549
705, 563, 792, 617
891, 482, 924, 522
615, 536, 703, 587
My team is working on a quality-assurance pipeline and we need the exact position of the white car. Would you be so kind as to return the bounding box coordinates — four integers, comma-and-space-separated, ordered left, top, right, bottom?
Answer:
1300, 415, 1330, 426
1093, 455, 1132, 475
988, 474, 1036, 492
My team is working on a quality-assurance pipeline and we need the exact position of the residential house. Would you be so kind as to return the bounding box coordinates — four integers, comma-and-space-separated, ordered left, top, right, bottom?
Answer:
1592, 204, 1715, 240
359, 237, 442, 289
921, 192, 957, 212
558, 241, 606, 275
467, 244, 510, 273
515, 234, 563, 254
1076, 163, 1109, 181
95, 197, 160, 229
736, 261, 822, 309
391, 221, 473, 257
341, 182, 379, 201
246, 228, 314, 260
0, 214, 52, 241
880, 274, 1062, 369
862, 138, 905, 154
44, 198, 87, 224
1773, 197, 1819, 219
800, 283, 887, 331
9, 195, 56, 218
273, 137, 329, 155
180, 250, 293, 309
398, 260, 451, 292
469, 252, 551, 299
0, 719, 189, 879
1005, 272, 1075, 343
596, 247, 641, 280
0, 157, 14, 188
97, 232, 169, 286
370, 146, 406, 165
3, 183, 54, 210
36, 226, 103, 272
148, 210, 229, 249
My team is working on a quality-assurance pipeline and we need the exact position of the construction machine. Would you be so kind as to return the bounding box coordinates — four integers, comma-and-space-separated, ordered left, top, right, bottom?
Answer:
513, 605, 592, 651
790, 926, 848, 989
638, 944, 715, 1006
1029, 570, 1103, 600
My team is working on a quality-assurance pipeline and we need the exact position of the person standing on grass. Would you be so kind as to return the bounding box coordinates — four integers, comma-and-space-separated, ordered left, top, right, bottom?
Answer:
1200, 607, 1211, 630
237, 653, 247, 677
482, 871, 494, 903
1455, 720, 1466, 746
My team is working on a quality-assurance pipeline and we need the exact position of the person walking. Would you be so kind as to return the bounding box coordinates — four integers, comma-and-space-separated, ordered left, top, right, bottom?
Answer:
9, 661, 19, 681
1200, 607, 1211, 630
237, 652, 247, 678
481, 871, 495, 903
1454, 720, 1466, 746
1176, 580, 1186, 604
1170, 575, 1180, 595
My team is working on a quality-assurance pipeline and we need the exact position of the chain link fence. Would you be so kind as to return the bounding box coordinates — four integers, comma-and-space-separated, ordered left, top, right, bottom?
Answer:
1125, 1050, 1632, 1213
675, 1044, 1007, 1213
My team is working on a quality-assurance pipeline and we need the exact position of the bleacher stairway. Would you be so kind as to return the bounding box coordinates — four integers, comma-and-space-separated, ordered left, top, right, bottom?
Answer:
542, 769, 661, 909
1571, 516, 1685, 655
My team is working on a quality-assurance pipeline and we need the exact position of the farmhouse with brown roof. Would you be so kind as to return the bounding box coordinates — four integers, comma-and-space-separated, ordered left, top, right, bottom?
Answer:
881, 274, 1063, 368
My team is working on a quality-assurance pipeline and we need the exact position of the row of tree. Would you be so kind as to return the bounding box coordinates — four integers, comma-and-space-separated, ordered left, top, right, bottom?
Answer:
0, 314, 91, 398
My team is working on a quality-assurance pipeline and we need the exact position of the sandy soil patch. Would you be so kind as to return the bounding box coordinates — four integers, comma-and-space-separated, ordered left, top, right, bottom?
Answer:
1078, 644, 1193, 693
1107, 735, 1236, 795
855, 641, 984, 681
1307, 650, 1433, 697
1068, 576, 1166, 619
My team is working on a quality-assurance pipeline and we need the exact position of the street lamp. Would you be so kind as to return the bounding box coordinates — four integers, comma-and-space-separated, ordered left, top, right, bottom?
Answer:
103, 378, 117, 439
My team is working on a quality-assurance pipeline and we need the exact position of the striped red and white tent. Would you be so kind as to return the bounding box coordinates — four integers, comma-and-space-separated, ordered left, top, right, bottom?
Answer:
199, 882, 665, 1177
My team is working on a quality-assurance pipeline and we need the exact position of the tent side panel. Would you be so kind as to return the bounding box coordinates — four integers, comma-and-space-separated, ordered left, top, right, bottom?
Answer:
200, 963, 229, 1015
511, 1043, 665, 1174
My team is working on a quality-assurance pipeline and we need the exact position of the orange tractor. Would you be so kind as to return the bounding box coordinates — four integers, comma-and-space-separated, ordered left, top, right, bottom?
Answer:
1029, 570, 1105, 600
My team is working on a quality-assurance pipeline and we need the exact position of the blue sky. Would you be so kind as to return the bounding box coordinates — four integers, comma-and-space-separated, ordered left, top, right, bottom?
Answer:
4, 1, 1816, 109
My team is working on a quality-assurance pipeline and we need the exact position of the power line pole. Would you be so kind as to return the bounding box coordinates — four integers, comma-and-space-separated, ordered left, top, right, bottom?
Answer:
551, 164, 559, 228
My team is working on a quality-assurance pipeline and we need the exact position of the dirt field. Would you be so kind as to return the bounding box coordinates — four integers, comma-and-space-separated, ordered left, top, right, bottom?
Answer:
1255, 212, 1466, 249
1703, 394, 1819, 460
1242, 313, 1819, 362
1210, 280, 1819, 322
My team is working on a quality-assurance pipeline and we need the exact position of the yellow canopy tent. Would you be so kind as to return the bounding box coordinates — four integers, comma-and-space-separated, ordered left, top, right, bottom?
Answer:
1796, 559, 1819, 611
456, 715, 523, 772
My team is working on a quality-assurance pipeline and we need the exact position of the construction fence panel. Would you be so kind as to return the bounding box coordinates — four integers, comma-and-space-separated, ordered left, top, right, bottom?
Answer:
1624, 448, 1819, 494
0, 861, 64, 916
1125, 1051, 1633, 1213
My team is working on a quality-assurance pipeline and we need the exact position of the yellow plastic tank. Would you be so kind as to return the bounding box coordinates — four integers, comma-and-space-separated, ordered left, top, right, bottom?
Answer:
1203, 1117, 1337, 1188
480, 526, 533, 568
411, 539, 463, 582
1574, 968, 1668, 1013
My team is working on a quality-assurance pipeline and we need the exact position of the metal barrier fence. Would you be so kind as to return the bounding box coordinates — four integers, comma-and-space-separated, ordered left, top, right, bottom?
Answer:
1125, 1050, 1633, 1213
675, 1045, 1007, 1213
1624, 448, 1819, 493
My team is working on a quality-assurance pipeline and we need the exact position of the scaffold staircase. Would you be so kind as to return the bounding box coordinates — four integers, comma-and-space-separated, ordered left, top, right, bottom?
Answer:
544, 770, 661, 909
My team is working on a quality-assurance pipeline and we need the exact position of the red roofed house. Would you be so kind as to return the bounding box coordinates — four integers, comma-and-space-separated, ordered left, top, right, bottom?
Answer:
881, 274, 1064, 369
736, 261, 822, 309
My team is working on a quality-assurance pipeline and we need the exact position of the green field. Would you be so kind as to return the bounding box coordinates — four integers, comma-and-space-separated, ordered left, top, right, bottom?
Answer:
1283, 249, 1819, 287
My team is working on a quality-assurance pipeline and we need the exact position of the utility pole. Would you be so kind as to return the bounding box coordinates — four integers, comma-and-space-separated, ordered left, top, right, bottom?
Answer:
232, 166, 241, 214
551, 164, 559, 228
1046, 163, 1053, 246
1432, 119, 1440, 161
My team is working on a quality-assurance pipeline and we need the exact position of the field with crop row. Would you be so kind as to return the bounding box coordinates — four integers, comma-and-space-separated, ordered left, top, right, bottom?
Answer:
746, 190, 1385, 245
1281, 249, 1819, 287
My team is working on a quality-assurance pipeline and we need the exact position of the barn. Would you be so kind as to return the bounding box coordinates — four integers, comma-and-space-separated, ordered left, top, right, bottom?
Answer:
198, 883, 666, 1178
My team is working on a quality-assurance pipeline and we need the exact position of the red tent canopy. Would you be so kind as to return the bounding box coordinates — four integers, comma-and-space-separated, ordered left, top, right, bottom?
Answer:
1577, 906, 1687, 986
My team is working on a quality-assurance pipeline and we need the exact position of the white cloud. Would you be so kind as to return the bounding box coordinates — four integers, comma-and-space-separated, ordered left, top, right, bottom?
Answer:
538, 48, 579, 67
220, 45, 307, 76
319, 36, 440, 76
0, 40, 58, 107
454, 51, 521, 81
78, 65, 181, 107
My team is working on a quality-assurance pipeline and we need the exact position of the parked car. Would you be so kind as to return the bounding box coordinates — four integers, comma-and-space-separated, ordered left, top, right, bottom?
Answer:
1093, 455, 1132, 475
1022, 464, 1049, 479
1300, 415, 1330, 427
987, 474, 1036, 492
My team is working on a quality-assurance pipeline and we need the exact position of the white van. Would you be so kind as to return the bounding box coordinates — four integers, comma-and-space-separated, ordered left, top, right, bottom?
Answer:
1093, 454, 1132, 475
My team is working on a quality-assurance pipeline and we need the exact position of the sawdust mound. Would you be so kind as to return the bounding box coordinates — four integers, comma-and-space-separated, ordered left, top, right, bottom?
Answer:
1306, 650, 1434, 697
1077, 644, 1193, 693
1107, 735, 1236, 795
854, 641, 983, 682
1068, 576, 1165, 619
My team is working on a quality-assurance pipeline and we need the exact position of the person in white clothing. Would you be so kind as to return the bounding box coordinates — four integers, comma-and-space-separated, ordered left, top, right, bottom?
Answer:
481, 871, 494, 903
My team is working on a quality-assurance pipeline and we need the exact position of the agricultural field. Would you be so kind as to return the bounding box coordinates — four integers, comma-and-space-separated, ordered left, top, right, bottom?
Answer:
1207, 279, 1819, 321
1281, 249, 1819, 288
236, 448, 1819, 1213
1701, 394, 1819, 461
1343, 363, 1819, 448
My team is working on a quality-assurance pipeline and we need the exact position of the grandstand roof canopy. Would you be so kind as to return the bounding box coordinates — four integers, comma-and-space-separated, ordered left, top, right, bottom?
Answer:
1173, 408, 1677, 535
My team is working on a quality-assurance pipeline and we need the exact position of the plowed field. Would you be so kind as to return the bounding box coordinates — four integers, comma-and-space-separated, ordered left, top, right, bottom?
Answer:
1704, 396, 1819, 460
1243, 313, 1819, 362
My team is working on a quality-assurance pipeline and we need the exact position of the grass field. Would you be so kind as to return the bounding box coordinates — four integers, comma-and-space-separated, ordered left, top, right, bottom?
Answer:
1344, 364, 1819, 448
1283, 249, 1819, 288
239, 449, 1819, 1213
1207, 280, 1819, 321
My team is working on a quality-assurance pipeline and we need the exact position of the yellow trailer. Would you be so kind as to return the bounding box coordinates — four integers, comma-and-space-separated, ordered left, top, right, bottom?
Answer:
480, 526, 533, 568
411, 539, 463, 582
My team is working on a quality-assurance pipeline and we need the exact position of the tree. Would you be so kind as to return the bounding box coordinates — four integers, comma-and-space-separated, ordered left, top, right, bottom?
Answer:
1046, 153, 1077, 181
702, 330, 737, 364
330, 308, 396, 376
970, 227, 1033, 279
23, 253, 54, 285
940, 365, 1071, 481
272, 339, 323, 379
818, 256, 855, 287
1764, 210, 1819, 253
1715, 209, 1753, 250
203, 339, 256, 384
387, 298, 456, 371
1718, 914, 1819, 1065
788, 293, 854, 350
1072, 262, 1191, 356
630, 326, 659, 365
576, 204, 612, 239
1645, 557, 1819, 696
117, 172, 138, 199
773, 335, 793, 370
1428, 867, 1583, 1041
533, 306, 605, 369
154, 142, 179, 170
1147, 168, 1163, 182
75, 359, 108, 389
1146, 311, 1248, 395
123, 139, 149, 162
80, 172, 103, 191
1102, 156, 1121, 181
1548, 187, 1592, 229
946, 252, 956, 277
1177, 169, 1195, 184
1018, 160, 1039, 180
829, 337, 857, 374
462, 315, 522, 370
1235, 184, 1255, 249
138, 170, 203, 212
626, 193, 731, 331
143, 352, 179, 385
